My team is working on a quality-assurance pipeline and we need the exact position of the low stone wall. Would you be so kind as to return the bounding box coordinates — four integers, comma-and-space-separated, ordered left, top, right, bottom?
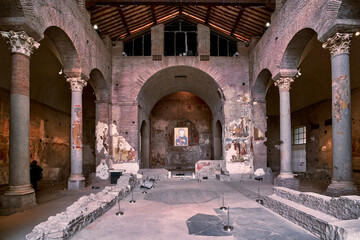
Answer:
273, 187, 360, 220
26, 174, 138, 240
195, 160, 225, 179
138, 168, 169, 180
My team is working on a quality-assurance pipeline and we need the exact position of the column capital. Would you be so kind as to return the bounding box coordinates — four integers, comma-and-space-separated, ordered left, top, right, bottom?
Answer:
322, 33, 352, 56
66, 77, 87, 92
0, 30, 40, 57
274, 77, 294, 92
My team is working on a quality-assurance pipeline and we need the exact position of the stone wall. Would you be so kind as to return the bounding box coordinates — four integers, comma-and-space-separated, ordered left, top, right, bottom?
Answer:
0, 87, 71, 184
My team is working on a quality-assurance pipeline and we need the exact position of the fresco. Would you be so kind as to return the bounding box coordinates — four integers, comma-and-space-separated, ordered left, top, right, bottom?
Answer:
195, 160, 224, 179
113, 136, 136, 162
174, 127, 188, 146
225, 138, 250, 162
96, 122, 109, 155
72, 105, 82, 150
226, 118, 249, 138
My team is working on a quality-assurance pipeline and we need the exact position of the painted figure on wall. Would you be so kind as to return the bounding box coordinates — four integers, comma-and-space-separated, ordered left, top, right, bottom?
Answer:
226, 118, 249, 138
113, 136, 136, 162
72, 106, 82, 150
175, 128, 188, 146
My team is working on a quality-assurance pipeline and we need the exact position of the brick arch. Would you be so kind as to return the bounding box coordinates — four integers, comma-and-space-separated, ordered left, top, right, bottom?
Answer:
136, 64, 225, 116
89, 68, 109, 101
280, 28, 318, 71
44, 26, 81, 76
133, 59, 227, 102
253, 68, 273, 101
15, 0, 111, 80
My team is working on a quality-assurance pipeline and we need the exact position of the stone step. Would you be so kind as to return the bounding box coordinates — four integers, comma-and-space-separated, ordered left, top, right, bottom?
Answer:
264, 194, 360, 240
273, 187, 360, 220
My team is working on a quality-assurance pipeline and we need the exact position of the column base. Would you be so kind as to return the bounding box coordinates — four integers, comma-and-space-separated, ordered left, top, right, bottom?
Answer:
0, 189, 36, 216
323, 180, 359, 197
274, 174, 299, 190
68, 175, 85, 190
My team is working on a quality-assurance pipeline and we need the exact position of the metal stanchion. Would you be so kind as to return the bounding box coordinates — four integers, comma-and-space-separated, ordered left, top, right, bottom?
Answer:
220, 193, 227, 211
116, 196, 124, 216
129, 189, 136, 203
223, 206, 234, 231
256, 186, 263, 204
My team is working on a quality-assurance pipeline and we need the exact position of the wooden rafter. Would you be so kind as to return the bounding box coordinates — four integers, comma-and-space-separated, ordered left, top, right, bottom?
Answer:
86, 0, 271, 7
230, 8, 244, 35
117, 8, 131, 35
150, 5, 158, 24
204, 6, 212, 24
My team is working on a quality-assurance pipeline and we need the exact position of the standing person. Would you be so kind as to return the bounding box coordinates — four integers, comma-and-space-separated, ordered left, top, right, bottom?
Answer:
30, 160, 43, 192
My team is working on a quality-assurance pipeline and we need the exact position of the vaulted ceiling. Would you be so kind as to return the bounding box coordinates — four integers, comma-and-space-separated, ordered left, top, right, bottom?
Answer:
85, 0, 274, 42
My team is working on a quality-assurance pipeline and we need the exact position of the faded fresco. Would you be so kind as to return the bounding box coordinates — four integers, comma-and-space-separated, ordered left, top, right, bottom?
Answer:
225, 117, 251, 162
96, 122, 109, 155
72, 105, 82, 150
112, 135, 136, 163
195, 160, 224, 179
226, 118, 249, 138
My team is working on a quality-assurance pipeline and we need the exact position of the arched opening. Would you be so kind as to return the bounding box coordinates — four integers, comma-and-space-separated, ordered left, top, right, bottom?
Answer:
214, 120, 223, 160
140, 120, 150, 169
253, 69, 272, 171
137, 66, 224, 173
149, 92, 213, 170
82, 84, 96, 177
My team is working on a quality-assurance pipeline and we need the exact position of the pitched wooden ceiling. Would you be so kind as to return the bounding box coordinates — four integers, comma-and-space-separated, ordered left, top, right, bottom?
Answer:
86, 0, 274, 42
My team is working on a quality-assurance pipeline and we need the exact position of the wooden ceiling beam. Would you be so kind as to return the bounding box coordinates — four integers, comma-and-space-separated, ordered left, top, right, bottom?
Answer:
204, 6, 212, 24
150, 5, 158, 25
86, 0, 269, 7
230, 8, 244, 36
117, 8, 131, 36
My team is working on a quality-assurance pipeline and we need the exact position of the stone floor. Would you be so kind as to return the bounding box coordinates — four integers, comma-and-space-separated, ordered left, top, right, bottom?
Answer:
0, 179, 327, 240
73, 179, 318, 240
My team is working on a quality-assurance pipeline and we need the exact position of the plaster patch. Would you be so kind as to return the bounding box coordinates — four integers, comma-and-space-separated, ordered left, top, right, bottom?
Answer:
96, 122, 109, 154
96, 159, 109, 180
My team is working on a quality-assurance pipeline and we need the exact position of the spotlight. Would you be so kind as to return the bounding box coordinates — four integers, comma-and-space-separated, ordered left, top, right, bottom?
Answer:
58, 68, 63, 75
122, 52, 127, 57
233, 52, 239, 57
93, 24, 98, 30
295, 69, 301, 78
355, 31, 360, 37
265, 22, 270, 27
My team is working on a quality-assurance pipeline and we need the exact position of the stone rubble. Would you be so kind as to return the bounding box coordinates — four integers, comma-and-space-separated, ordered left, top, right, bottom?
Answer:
25, 174, 138, 240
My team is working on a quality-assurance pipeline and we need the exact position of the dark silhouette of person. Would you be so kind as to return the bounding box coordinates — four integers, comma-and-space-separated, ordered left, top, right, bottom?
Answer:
30, 160, 43, 192
176, 128, 188, 146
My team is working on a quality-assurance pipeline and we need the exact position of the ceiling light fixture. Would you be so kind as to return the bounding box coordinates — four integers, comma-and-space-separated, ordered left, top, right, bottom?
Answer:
93, 24, 98, 30
355, 31, 360, 37
266, 22, 270, 27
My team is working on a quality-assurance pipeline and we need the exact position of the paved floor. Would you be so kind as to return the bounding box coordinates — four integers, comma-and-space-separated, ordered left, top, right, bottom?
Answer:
0, 179, 326, 240
73, 179, 318, 240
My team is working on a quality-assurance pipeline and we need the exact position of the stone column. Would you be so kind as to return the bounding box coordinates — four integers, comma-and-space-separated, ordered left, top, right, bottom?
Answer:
273, 77, 299, 190
67, 77, 87, 190
0, 31, 39, 214
322, 33, 358, 196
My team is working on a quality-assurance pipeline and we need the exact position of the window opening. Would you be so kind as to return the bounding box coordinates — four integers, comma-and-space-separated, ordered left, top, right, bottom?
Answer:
293, 126, 306, 145
124, 32, 151, 56
210, 32, 237, 56
164, 20, 197, 56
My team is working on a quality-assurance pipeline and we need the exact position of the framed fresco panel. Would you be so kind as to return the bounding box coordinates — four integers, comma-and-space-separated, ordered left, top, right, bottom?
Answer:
174, 127, 188, 146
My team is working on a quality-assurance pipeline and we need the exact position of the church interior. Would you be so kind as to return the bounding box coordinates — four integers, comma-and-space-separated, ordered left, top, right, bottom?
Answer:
0, 0, 360, 239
